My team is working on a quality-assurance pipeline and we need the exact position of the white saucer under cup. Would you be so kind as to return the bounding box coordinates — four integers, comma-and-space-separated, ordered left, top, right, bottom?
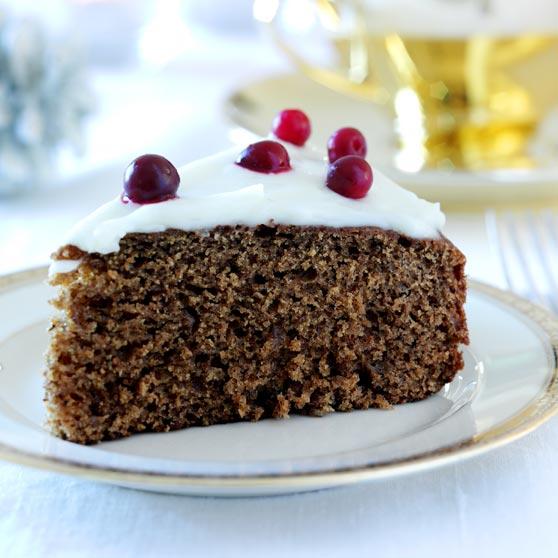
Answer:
224, 74, 558, 208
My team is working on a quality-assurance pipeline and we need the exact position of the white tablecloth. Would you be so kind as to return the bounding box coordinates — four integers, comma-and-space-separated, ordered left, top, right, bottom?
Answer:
1, 421, 557, 558
0, 33, 556, 558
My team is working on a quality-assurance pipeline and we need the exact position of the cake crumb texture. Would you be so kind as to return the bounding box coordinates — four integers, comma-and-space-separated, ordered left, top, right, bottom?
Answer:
47, 225, 468, 444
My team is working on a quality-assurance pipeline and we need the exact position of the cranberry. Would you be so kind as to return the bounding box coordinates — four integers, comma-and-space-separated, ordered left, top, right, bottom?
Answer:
326, 155, 373, 199
272, 109, 311, 146
236, 140, 291, 174
327, 127, 367, 163
123, 154, 180, 204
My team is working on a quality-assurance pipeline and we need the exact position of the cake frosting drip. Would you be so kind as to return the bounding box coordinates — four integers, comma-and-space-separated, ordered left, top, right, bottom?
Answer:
61, 142, 446, 256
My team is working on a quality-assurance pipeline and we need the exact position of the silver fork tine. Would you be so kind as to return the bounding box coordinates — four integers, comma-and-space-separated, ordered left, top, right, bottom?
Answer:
544, 210, 558, 300
485, 210, 516, 293
544, 210, 558, 254
503, 212, 550, 307
486, 209, 558, 313
526, 211, 558, 312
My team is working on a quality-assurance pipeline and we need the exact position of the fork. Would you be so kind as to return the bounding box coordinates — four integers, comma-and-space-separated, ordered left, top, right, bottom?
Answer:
485, 209, 558, 314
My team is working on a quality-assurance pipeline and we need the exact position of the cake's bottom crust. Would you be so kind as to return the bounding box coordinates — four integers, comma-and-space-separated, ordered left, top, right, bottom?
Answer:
47, 225, 468, 444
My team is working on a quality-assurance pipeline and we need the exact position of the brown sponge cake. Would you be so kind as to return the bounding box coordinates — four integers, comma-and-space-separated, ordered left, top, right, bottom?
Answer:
47, 224, 468, 444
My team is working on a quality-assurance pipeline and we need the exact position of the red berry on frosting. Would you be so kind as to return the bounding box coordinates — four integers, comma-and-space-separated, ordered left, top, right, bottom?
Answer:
326, 155, 373, 199
327, 127, 367, 163
236, 140, 292, 174
272, 109, 311, 146
123, 154, 180, 204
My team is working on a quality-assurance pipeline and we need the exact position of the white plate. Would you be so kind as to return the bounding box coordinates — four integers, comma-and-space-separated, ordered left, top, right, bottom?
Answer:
224, 74, 558, 207
0, 268, 557, 497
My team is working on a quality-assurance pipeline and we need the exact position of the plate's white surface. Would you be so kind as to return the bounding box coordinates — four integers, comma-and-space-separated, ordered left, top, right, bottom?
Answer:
0, 269, 557, 496
224, 74, 558, 207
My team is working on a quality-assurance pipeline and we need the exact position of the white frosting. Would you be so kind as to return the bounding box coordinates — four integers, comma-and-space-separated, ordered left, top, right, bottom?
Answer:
55, 142, 445, 260
48, 260, 81, 277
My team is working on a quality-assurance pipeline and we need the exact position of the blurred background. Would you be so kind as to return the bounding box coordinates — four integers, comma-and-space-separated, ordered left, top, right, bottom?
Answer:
0, 0, 265, 273
1, 0, 558, 307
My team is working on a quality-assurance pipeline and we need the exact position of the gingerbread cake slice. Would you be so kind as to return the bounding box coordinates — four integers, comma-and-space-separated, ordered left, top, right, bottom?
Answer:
46, 110, 468, 444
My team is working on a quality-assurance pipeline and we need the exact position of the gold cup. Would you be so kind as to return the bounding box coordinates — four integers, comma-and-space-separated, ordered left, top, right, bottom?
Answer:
257, 0, 558, 171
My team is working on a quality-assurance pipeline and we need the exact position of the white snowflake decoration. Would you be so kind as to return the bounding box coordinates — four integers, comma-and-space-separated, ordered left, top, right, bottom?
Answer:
0, 13, 93, 194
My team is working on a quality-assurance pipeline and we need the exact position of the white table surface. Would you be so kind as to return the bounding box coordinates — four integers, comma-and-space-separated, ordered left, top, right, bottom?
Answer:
0, 33, 556, 558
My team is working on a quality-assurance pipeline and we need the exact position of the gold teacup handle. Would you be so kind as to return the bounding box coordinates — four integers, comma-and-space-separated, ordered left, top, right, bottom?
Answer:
258, 0, 386, 103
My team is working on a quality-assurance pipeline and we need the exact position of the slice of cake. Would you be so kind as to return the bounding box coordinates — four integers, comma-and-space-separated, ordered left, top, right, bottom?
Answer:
46, 110, 468, 444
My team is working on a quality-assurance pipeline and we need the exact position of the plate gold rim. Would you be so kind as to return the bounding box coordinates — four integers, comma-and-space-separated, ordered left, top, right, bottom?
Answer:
0, 266, 557, 489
